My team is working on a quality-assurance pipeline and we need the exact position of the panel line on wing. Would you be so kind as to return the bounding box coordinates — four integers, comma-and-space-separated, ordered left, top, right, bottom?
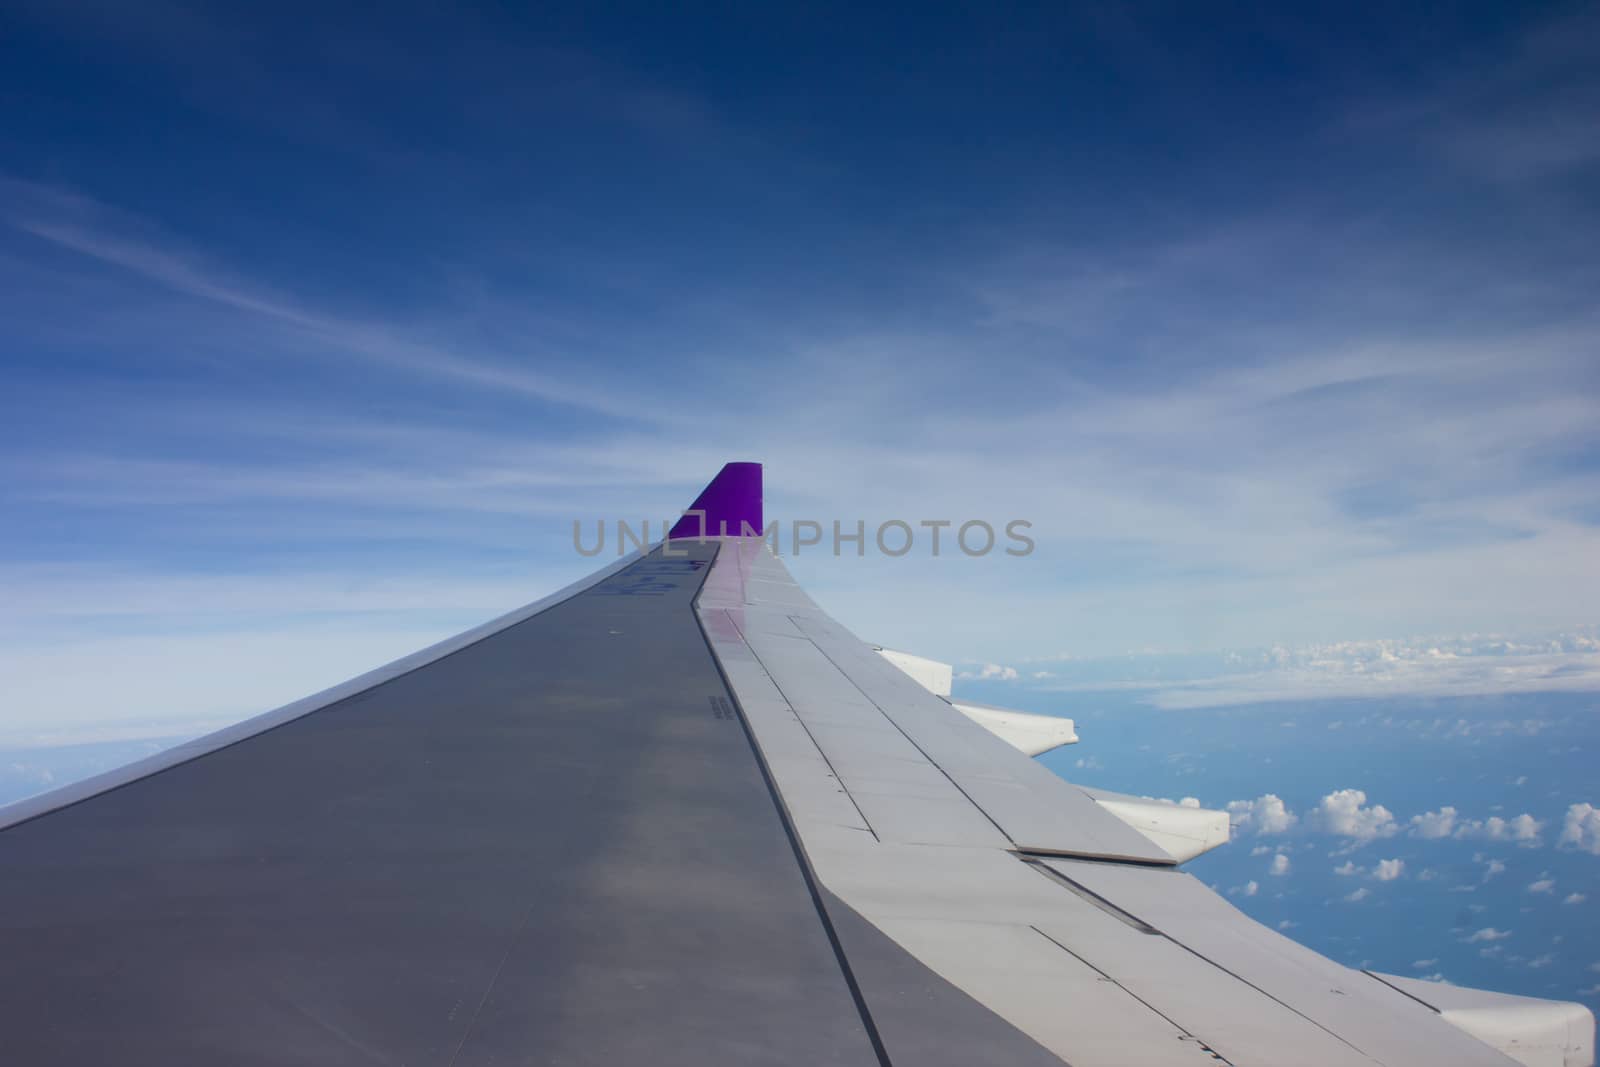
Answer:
1027, 925, 1238, 1067
1017, 856, 1161, 934
1360, 971, 1442, 1014
781, 611, 1173, 863
723, 610, 881, 844
1038, 860, 1387, 1063
795, 626, 1020, 849
689, 585, 894, 1067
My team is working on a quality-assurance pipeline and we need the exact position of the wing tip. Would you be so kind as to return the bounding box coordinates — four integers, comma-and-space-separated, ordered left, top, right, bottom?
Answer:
669, 461, 763, 539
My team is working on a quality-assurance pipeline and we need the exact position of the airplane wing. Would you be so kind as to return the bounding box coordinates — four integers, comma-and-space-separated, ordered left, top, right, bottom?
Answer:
1, 462, 1592, 1066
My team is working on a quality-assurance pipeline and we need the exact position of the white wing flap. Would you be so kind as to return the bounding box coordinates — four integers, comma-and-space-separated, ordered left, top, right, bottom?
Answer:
1075, 785, 1230, 862
874, 646, 954, 697
949, 700, 1079, 756
872, 650, 1079, 756
1368, 971, 1594, 1067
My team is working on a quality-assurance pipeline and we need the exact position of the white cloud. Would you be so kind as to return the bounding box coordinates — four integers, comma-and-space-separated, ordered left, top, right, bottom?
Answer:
1409, 807, 1458, 839
1462, 928, 1512, 943
1456, 813, 1544, 846
1373, 858, 1405, 882
1226, 794, 1298, 835
1413, 959, 1438, 969
1482, 859, 1507, 881
963, 662, 1019, 681
1527, 878, 1555, 894
1333, 860, 1360, 876
1269, 853, 1291, 877
1409, 805, 1542, 844
1564, 893, 1587, 905
1345, 887, 1371, 902
1559, 803, 1600, 855
1278, 920, 1298, 930
1527, 954, 1555, 969
1230, 880, 1260, 897
1131, 633, 1600, 710
1316, 789, 1397, 842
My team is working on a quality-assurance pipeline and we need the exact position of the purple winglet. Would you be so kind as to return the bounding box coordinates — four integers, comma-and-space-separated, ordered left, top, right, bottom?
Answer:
669, 462, 763, 539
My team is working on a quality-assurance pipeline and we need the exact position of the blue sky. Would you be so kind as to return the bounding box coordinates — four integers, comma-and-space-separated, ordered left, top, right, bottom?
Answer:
4, 3, 1597, 740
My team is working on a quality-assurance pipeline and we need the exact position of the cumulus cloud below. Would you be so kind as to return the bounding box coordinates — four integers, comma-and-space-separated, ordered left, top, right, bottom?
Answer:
1211, 789, 1556, 860
1373, 858, 1405, 881
1226, 793, 1298, 835
1559, 803, 1600, 854
1409, 806, 1544, 845
960, 662, 1019, 682
1315, 789, 1398, 842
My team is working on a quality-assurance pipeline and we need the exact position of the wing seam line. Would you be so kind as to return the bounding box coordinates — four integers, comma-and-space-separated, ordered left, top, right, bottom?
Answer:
691, 547, 894, 1067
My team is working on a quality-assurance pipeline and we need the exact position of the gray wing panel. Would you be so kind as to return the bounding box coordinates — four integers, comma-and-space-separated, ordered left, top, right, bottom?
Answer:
786, 612, 1173, 862
701, 547, 1169, 863
818, 887, 1068, 1067
0, 544, 881, 1066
